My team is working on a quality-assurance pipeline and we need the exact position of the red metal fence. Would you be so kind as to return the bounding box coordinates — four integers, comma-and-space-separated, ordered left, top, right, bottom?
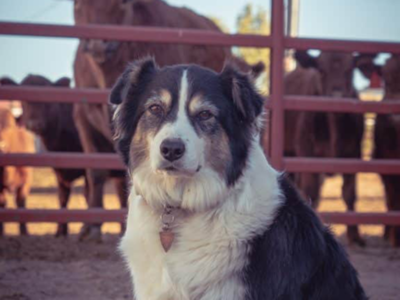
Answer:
1, 0, 400, 226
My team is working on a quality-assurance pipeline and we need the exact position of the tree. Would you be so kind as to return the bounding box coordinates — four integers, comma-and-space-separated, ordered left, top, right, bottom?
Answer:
208, 16, 230, 33
236, 4, 270, 93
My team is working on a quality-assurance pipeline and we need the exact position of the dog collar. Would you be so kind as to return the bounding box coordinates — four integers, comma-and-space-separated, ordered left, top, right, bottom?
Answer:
159, 204, 179, 252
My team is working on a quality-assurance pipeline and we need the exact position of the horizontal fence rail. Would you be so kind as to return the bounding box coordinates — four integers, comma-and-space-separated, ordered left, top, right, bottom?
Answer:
285, 37, 400, 54
1, 21, 400, 53
1, 209, 400, 225
0, 86, 108, 104
3, 86, 400, 114
319, 212, 400, 225
285, 158, 400, 174
0, 22, 272, 48
0, 153, 124, 170
0, 209, 126, 223
285, 96, 400, 114
2, 153, 400, 174
0, 86, 271, 107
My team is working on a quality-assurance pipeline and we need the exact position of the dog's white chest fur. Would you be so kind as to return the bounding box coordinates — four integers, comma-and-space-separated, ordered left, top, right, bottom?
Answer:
120, 148, 282, 300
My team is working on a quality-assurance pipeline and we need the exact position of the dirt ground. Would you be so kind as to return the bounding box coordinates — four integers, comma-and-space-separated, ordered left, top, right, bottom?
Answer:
0, 235, 132, 300
0, 234, 398, 300
0, 169, 399, 299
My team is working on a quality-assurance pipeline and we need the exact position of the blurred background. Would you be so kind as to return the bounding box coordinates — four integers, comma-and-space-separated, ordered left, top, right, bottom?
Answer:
0, 1, 399, 299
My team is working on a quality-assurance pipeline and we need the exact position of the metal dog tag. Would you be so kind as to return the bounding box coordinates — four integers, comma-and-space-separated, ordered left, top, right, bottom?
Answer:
160, 230, 175, 252
160, 205, 176, 252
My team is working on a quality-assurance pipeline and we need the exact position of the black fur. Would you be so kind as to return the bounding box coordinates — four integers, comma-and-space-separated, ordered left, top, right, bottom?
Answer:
187, 64, 264, 185
244, 175, 367, 300
109, 58, 159, 165
294, 50, 319, 69
219, 63, 264, 123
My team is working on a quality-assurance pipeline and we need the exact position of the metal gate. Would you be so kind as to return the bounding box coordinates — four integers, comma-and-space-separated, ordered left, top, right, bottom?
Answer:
1, 0, 400, 225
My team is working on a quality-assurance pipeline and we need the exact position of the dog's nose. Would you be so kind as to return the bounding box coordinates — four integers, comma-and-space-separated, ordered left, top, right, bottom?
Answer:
160, 138, 185, 161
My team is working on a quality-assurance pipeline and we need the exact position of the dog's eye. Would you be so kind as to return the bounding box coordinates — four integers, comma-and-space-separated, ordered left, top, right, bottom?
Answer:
149, 104, 164, 117
197, 110, 213, 121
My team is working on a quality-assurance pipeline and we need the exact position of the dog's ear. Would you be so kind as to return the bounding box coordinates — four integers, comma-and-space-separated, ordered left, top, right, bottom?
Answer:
220, 63, 264, 124
54, 77, 71, 87
109, 57, 158, 105
110, 57, 158, 166
250, 61, 265, 79
0, 77, 18, 86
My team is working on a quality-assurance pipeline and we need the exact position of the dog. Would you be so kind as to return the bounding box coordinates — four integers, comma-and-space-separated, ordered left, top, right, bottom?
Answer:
110, 58, 367, 300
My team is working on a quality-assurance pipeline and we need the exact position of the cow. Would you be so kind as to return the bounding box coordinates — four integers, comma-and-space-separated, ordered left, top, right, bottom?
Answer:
72, 0, 264, 240
284, 51, 374, 246
0, 108, 35, 236
373, 54, 400, 247
0, 75, 88, 237
284, 59, 337, 203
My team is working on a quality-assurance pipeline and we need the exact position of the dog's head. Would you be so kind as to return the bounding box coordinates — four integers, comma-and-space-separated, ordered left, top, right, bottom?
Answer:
110, 58, 264, 211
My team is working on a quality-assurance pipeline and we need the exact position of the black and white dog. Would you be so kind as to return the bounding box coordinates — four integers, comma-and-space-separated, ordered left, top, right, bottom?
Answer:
110, 58, 367, 300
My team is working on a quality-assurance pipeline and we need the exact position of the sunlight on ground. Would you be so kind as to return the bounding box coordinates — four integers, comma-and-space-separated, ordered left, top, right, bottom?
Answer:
3, 169, 387, 238
319, 173, 386, 237
4, 168, 122, 235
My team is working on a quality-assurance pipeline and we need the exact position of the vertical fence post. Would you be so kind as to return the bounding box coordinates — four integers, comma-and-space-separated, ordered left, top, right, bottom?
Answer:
269, 0, 285, 170
287, 0, 292, 36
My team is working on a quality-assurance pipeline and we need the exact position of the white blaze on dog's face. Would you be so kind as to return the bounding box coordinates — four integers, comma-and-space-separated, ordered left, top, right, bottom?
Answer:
149, 71, 206, 176
110, 58, 264, 212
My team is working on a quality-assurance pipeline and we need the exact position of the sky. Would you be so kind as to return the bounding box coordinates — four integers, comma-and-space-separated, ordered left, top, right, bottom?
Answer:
0, 0, 399, 87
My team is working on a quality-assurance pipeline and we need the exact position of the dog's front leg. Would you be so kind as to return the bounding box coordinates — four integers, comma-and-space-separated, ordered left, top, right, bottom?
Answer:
121, 193, 186, 300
